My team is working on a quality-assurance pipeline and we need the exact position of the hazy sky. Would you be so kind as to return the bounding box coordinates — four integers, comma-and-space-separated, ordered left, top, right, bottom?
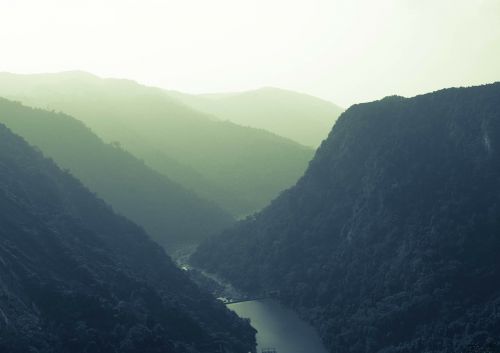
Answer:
0, 0, 499, 107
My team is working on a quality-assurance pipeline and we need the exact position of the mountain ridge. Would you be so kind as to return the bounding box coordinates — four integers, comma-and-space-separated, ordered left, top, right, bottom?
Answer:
193, 82, 500, 353
0, 122, 256, 353
0, 71, 314, 216
0, 97, 234, 251
169, 86, 343, 147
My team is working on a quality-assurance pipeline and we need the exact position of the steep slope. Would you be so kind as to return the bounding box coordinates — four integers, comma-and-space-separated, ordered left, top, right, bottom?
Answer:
193, 83, 500, 353
0, 71, 314, 216
0, 98, 233, 251
170, 87, 343, 147
0, 123, 255, 353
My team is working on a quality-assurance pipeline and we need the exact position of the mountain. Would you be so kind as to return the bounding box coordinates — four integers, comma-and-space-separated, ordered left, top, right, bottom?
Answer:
192, 83, 500, 353
0, 98, 233, 251
0, 123, 255, 353
169, 87, 343, 147
0, 71, 314, 216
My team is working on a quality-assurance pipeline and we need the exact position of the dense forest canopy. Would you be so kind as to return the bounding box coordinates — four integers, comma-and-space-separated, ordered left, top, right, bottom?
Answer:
193, 83, 500, 353
0, 123, 256, 353
1, 0, 499, 351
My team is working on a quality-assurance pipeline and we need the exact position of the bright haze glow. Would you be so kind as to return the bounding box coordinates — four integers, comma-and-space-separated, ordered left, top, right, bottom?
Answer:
1, 0, 499, 107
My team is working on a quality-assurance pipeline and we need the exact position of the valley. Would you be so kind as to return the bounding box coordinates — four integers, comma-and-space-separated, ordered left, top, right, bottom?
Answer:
1, 2, 499, 350
3, 78, 500, 353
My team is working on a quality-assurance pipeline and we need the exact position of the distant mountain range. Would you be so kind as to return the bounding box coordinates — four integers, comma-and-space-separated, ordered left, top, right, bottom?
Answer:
0, 123, 255, 353
0, 98, 233, 251
0, 71, 322, 216
193, 83, 500, 353
169, 87, 343, 147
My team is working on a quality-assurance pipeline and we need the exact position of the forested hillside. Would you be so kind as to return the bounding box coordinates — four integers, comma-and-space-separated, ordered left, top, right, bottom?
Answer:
0, 98, 233, 250
169, 87, 343, 147
193, 83, 500, 353
0, 123, 255, 353
0, 72, 314, 216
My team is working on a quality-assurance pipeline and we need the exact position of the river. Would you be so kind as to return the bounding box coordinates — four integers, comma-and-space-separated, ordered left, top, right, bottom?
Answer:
175, 255, 329, 353
227, 299, 329, 353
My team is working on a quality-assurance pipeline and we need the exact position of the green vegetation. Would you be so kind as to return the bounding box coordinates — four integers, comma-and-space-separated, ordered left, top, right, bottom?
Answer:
169, 87, 343, 147
0, 98, 233, 251
0, 123, 256, 353
0, 72, 314, 216
193, 83, 500, 353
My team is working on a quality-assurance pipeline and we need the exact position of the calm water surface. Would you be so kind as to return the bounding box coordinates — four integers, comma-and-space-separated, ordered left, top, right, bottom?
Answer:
228, 299, 328, 353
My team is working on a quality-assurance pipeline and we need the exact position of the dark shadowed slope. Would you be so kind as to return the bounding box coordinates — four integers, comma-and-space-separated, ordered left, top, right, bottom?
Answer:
0, 98, 233, 251
169, 87, 343, 147
193, 83, 500, 353
0, 123, 255, 353
0, 71, 314, 216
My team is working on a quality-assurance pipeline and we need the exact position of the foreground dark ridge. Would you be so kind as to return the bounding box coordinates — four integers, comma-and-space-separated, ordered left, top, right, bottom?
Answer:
193, 83, 500, 353
0, 123, 255, 353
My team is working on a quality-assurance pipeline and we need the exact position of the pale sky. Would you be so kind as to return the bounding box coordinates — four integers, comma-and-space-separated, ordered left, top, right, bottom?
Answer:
0, 0, 499, 107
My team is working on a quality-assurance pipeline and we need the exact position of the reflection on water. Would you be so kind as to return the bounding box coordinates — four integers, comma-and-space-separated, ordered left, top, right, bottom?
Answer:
228, 299, 328, 353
